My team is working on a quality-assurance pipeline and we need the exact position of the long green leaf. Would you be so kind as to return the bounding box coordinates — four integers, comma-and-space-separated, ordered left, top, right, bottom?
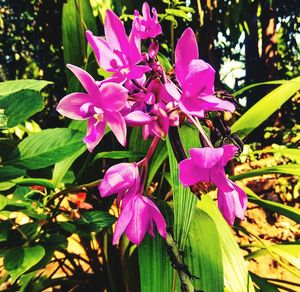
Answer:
245, 187, 300, 223
185, 208, 224, 292
198, 196, 255, 292
230, 164, 300, 180
146, 141, 168, 189
93, 150, 144, 162
231, 76, 300, 139
246, 243, 300, 271
166, 138, 197, 250
62, 0, 97, 90
139, 202, 173, 292
232, 80, 288, 97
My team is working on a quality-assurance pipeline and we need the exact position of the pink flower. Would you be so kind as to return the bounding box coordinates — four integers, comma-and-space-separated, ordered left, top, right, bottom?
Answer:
56, 64, 128, 152
174, 28, 235, 118
99, 163, 139, 203
132, 2, 162, 39
179, 145, 247, 225
86, 9, 150, 83
113, 194, 167, 245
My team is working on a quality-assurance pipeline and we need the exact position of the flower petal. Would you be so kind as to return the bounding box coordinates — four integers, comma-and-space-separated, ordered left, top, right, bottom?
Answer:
179, 158, 209, 186
105, 111, 127, 146
217, 180, 247, 225
125, 196, 149, 245
146, 198, 167, 239
83, 118, 106, 152
86, 30, 114, 70
175, 28, 198, 85
178, 97, 205, 118
126, 65, 151, 79
182, 59, 215, 97
99, 163, 138, 197
199, 95, 236, 113
112, 198, 134, 245
105, 10, 129, 52
190, 147, 224, 169
221, 144, 238, 166
99, 82, 128, 111
210, 167, 233, 192
56, 92, 90, 120
125, 110, 153, 126
67, 64, 99, 97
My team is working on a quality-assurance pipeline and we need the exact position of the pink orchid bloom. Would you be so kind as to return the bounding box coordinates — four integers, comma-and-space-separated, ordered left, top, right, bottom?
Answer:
99, 163, 139, 203
86, 9, 150, 83
56, 64, 128, 152
174, 28, 235, 118
179, 145, 247, 224
113, 194, 167, 245
133, 2, 162, 39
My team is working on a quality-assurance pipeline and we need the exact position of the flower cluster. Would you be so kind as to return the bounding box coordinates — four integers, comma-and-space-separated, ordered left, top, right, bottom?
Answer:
57, 2, 247, 245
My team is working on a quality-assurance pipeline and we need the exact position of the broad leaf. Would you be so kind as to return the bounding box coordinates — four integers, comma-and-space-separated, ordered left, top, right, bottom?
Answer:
6, 128, 85, 169
0, 90, 44, 128
52, 145, 86, 187
4, 245, 45, 283
0, 166, 26, 182
0, 195, 7, 210
0, 80, 51, 96
231, 76, 300, 139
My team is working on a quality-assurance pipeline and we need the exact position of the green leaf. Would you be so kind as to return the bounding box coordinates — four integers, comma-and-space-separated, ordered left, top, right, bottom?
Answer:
0, 195, 7, 210
6, 128, 85, 169
146, 141, 168, 189
245, 187, 300, 223
166, 138, 196, 250
249, 272, 280, 292
0, 90, 44, 128
185, 208, 224, 292
231, 76, 300, 139
177, 6, 195, 13
93, 150, 144, 162
230, 164, 300, 180
12, 178, 55, 190
79, 210, 116, 230
138, 202, 173, 292
198, 196, 255, 292
157, 52, 173, 73
52, 145, 86, 187
165, 8, 191, 20
246, 243, 300, 275
166, 124, 201, 250
0, 80, 51, 96
245, 147, 300, 160
232, 80, 288, 97
62, 0, 97, 90
0, 166, 26, 182
4, 246, 45, 283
